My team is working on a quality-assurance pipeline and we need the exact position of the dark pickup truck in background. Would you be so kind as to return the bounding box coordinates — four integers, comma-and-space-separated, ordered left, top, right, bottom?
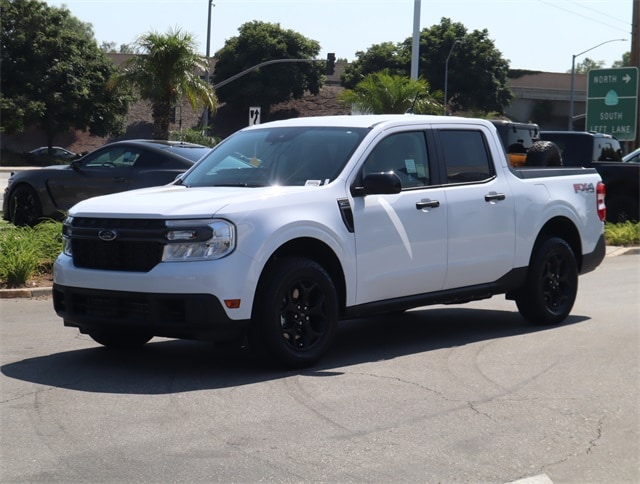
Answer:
540, 131, 638, 223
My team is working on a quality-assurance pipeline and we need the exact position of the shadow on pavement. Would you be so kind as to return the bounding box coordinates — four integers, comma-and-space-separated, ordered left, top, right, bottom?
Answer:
1, 306, 589, 394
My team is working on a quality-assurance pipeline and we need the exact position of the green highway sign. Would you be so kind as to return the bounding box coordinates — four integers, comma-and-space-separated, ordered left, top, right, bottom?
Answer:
586, 67, 638, 141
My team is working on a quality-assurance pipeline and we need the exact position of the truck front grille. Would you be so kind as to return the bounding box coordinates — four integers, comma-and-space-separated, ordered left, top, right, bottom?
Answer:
71, 239, 164, 272
67, 217, 166, 272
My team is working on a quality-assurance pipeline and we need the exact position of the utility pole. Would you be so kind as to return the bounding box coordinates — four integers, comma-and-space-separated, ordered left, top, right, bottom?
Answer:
632, 0, 639, 149
410, 0, 421, 80
203, 0, 214, 133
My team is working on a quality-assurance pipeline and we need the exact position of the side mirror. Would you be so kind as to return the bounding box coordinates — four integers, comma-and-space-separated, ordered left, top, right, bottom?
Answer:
359, 171, 402, 195
70, 160, 81, 171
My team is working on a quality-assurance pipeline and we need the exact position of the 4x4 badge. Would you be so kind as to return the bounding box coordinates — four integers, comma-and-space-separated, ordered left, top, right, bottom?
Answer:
98, 229, 118, 241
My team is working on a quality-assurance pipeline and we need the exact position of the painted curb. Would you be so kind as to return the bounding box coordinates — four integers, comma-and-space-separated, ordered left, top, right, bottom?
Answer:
0, 287, 52, 299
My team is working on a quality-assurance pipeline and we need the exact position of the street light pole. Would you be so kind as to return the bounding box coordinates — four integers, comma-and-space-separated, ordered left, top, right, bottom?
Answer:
203, 0, 214, 132
568, 38, 626, 131
444, 40, 461, 115
410, 0, 421, 80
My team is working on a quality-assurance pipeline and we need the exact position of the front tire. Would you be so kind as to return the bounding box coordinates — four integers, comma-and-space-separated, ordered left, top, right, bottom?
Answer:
516, 237, 578, 325
9, 185, 42, 226
252, 257, 339, 368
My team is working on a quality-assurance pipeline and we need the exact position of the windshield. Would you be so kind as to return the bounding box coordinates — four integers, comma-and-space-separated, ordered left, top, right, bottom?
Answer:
181, 126, 367, 187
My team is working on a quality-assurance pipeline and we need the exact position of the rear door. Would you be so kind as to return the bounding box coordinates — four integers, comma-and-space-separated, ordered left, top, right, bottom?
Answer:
432, 124, 516, 290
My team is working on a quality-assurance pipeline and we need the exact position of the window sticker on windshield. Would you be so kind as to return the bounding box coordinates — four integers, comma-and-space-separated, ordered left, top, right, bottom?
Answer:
405, 159, 417, 174
305, 180, 322, 187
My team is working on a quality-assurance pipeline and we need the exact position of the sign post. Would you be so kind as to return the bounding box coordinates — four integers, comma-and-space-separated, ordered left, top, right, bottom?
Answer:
586, 67, 638, 141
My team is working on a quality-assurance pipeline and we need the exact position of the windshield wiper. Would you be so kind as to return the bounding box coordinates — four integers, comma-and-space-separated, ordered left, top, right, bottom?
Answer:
212, 182, 269, 188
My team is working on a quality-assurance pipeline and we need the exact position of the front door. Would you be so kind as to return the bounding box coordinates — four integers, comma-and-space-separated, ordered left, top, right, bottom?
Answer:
47, 145, 139, 210
351, 130, 448, 304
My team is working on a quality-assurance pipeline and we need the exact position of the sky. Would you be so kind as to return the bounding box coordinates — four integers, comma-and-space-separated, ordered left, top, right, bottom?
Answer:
45, 0, 634, 74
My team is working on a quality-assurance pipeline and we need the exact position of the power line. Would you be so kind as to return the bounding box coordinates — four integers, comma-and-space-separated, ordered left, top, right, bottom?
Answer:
538, 0, 631, 35
566, 0, 631, 27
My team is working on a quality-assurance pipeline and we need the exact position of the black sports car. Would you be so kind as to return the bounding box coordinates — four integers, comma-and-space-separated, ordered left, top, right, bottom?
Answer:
3, 140, 211, 226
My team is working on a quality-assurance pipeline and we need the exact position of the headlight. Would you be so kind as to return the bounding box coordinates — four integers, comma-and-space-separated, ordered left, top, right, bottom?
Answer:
62, 216, 74, 256
162, 219, 235, 262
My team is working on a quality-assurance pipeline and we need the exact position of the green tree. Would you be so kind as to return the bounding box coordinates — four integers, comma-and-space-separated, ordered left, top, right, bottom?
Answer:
341, 17, 513, 114
112, 29, 217, 140
339, 69, 442, 114
340, 42, 410, 88
211, 21, 324, 116
0, 0, 132, 146
99, 41, 134, 54
570, 57, 605, 74
612, 52, 630, 68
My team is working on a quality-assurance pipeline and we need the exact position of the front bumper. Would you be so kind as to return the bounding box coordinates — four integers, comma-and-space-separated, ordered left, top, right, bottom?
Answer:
53, 284, 250, 342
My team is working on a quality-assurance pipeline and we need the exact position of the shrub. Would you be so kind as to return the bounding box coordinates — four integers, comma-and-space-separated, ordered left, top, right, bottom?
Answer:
605, 221, 640, 246
170, 128, 218, 147
0, 220, 64, 287
0, 225, 41, 286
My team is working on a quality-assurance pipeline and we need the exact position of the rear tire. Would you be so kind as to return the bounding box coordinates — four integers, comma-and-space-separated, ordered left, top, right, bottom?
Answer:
9, 185, 42, 226
251, 257, 338, 368
88, 330, 153, 349
516, 237, 577, 325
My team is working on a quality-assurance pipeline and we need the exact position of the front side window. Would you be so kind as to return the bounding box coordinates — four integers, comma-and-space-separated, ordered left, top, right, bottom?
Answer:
438, 130, 494, 183
83, 147, 140, 168
363, 131, 431, 188
182, 127, 367, 187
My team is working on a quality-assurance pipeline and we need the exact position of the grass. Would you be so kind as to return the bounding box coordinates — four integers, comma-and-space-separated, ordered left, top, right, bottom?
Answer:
0, 219, 638, 288
0, 220, 64, 288
604, 221, 640, 246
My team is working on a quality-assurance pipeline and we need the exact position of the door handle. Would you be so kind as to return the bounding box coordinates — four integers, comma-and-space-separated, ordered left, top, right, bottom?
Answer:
484, 192, 506, 202
416, 199, 440, 209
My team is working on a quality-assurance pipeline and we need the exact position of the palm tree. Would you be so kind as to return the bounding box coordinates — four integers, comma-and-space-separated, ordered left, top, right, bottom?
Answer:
339, 69, 443, 115
113, 29, 217, 139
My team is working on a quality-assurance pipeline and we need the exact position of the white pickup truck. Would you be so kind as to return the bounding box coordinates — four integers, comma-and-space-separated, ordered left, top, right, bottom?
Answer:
53, 115, 606, 367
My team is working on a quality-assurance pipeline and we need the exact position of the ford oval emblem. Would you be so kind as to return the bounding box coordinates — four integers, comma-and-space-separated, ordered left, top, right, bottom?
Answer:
98, 229, 118, 242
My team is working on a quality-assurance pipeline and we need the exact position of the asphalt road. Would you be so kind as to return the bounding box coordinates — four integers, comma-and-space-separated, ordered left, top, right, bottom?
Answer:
1, 252, 638, 483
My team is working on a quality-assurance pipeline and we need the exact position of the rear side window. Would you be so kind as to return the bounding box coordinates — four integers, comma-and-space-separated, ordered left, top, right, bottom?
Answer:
596, 140, 623, 161
133, 153, 188, 170
438, 130, 494, 183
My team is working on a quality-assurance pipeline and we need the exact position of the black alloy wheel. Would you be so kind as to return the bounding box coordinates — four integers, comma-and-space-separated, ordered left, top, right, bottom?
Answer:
516, 237, 578, 325
253, 257, 339, 368
9, 185, 42, 226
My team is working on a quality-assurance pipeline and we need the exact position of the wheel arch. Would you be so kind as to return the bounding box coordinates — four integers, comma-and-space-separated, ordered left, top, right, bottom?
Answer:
253, 237, 347, 317
531, 216, 583, 271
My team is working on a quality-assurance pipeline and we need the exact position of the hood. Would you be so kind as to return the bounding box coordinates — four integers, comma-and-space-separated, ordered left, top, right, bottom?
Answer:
68, 184, 313, 219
